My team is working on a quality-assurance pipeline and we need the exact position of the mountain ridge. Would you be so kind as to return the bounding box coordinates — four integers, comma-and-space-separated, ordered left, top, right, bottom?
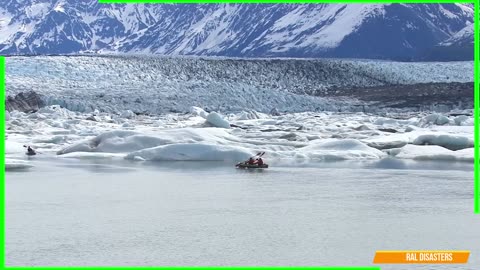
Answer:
0, 2, 474, 60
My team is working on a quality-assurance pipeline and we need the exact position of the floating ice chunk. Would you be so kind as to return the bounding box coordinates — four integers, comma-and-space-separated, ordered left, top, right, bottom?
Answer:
374, 118, 398, 125
405, 126, 415, 132
261, 120, 280, 125
86, 115, 99, 121
33, 135, 68, 144
373, 117, 417, 127
56, 128, 238, 155
270, 108, 280, 116
5, 159, 33, 171
421, 113, 450, 126
206, 112, 231, 128
57, 140, 95, 154
103, 115, 114, 123
454, 115, 473, 126
394, 144, 473, 162
413, 134, 473, 151
57, 130, 173, 155
435, 115, 450, 125
353, 124, 372, 131
421, 114, 438, 125
299, 139, 386, 160
125, 143, 253, 161
366, 140, 407, 150
122, 122, 134, 128
279, 132, 301, 141
37, 105, 76, 119
9, 111, 25, 118
120, 110, 135, 119
384, 148, 402, 156
190, 106, 209, 119
236, 110, 268, 120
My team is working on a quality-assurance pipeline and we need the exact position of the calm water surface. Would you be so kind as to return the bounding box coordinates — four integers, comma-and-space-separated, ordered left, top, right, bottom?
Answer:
6, 158, 479, 269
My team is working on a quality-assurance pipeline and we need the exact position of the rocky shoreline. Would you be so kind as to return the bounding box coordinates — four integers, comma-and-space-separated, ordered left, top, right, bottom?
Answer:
5, 91, 45, 113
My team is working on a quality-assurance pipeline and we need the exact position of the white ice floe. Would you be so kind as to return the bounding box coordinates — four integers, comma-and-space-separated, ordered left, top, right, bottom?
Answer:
295, 139, 386, 160
236, 110, 268, 120
365, 140, 408, 150
56, 128, 242, 155
373, 117, 419, 127
57, 130, 177, 155
420, 113, 451, 126
5, 104, 474, 166
391, 144, 473, 162
37, 105, 77, 119
120, 110, 135, 119
190, 106, 209, 119
413, 134, 474, 151
125, 143, 253, 161
190, 107, 231, 128
454, 115, 474, 126
206, 112, 231, 128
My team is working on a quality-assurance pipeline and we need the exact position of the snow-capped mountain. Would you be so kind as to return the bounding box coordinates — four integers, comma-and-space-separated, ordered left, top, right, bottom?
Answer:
421, 23, 474, 61
440, 23, 474, 47
0, 1, 474, 60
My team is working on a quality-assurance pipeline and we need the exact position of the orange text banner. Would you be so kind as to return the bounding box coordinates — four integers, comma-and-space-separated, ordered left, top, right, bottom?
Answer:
373, 250, 470, 264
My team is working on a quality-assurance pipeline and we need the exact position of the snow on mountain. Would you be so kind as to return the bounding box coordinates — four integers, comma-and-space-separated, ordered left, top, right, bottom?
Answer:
420, 23, 474, 61
0, 2, 474, 60
243, 5, 386, 53
440, 23, 474, 47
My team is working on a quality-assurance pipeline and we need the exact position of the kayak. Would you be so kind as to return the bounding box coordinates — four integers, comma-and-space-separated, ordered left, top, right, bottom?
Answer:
236, 163, 269, 169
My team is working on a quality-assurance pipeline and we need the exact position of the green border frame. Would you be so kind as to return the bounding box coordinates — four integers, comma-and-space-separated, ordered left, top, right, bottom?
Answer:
0, 1, 478, 269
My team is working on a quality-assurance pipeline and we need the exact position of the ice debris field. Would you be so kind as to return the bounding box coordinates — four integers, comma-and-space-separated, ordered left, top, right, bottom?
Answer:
5, 56, 474, 170
5, 105, 474, 170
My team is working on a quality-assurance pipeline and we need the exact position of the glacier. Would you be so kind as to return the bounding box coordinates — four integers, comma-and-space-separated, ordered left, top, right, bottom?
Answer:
5, 56, 473, 115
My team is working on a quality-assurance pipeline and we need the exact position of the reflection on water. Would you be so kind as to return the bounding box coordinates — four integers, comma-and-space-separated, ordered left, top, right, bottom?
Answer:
9, 154, 475, 174
57, 163, 136, 174
366, 158, 474, 171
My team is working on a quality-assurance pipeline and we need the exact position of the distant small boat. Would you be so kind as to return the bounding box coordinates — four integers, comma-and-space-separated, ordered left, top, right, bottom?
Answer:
24, 145, 37, 156
235, 162, 269, 169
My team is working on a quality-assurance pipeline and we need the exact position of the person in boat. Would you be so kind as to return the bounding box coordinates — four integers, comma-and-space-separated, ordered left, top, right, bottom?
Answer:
256, 157, 264, 166
248, 157, 255, 165
26, 146, 36, 155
